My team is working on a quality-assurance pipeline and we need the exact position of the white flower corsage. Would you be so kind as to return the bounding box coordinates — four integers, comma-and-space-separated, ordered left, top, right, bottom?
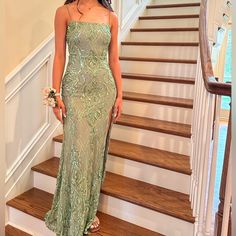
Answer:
42, 87, 60, 107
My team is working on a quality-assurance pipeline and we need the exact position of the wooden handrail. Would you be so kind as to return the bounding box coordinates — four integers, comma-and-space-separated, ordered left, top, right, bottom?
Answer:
199, 0, 231, 97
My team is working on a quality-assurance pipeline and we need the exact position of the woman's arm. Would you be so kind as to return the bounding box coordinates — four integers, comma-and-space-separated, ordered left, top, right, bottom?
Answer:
52, 6, 68, 123
53, 6, 67, 94
108, 12, 123, 121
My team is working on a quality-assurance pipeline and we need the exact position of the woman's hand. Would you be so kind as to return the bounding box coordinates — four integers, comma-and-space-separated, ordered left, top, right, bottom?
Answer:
113, 96, 122, 123
53, 96, 67, 124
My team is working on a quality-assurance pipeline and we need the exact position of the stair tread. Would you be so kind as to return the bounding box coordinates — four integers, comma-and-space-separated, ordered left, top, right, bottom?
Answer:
6, 188, 163, 236
109, 139, 191, 175
33, 136, 191, 176
121, 41, 199, 46
117, 113, 191, 137
123, 91, 193, 108
131, 27, 198, 32
5, 225, 32, 236
119, 56, 197, 64
102, 172, 195, 223
122, 72, 195, 84
139, 15, 199, 19
146, 3, 200, 8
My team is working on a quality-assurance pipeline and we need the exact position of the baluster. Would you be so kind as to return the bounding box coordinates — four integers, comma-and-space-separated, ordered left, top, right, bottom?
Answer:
214, 104, 231, 236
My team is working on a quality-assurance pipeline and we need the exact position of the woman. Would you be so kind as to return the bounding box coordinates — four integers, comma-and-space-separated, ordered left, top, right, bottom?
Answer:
44, 0, 122, 235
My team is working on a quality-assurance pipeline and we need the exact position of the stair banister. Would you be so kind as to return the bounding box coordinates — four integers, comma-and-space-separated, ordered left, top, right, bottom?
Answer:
191, 0, 231, 235
199, 0, 231, 96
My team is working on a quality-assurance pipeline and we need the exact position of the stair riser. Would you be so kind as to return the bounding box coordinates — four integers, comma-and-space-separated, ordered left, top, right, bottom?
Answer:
111, 125, 191, 155
8, 208, 54, 236
136, 18, 199, 28
128, 31, 198, 42
121, 61, 197, 78
98, 194, 194, 236
106, 155, 190, 194
151, 0, 200, 4
143, 7, 200, 16
122, 79, 194, 99
34, 172, 56, 195
122, 99, 192, 124
120, 45, 198, 60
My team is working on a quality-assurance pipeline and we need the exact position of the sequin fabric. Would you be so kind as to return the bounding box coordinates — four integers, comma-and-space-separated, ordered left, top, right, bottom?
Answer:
44, 21, 117, 236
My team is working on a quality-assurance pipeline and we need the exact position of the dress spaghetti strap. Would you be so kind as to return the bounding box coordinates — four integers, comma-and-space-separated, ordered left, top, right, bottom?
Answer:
66, 4, 72, 21
108, 9, 111, 28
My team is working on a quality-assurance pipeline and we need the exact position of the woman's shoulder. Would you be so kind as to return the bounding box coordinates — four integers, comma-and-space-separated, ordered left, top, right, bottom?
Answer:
109, 10, 118, 26
54, 3, 73, 21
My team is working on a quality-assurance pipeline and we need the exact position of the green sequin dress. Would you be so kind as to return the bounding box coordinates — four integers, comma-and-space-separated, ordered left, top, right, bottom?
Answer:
44, 18, 117, 236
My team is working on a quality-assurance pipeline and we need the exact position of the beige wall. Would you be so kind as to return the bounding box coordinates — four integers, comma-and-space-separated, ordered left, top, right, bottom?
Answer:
0, 0, 6, 234
3, 0, 63, 78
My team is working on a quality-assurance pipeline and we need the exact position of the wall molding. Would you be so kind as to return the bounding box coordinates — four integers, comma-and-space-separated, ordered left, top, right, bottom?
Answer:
5, 32, 57, 189
5, 33, 54, 85
5, 122, 50, 183
5, 121, 61, 198
117, 0, 151, 42
5, 53, 52, 103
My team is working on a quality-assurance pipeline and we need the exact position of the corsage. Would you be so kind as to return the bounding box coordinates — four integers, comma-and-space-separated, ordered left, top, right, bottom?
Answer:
42, 87, 60, 107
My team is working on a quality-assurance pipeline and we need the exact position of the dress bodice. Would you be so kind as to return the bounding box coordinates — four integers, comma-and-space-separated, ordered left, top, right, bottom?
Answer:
66, 21, 111, 61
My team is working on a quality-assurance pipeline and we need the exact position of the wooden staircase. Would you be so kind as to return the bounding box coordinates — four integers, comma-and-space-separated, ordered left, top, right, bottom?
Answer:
6, 1, 200, 235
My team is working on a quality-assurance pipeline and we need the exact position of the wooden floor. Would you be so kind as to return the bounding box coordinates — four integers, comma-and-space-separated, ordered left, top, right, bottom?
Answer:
6, 188, 163, 236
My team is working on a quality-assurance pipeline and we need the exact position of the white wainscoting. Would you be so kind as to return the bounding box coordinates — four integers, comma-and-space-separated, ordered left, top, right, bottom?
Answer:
112, 0, 151, 42
4, 33, 62, 203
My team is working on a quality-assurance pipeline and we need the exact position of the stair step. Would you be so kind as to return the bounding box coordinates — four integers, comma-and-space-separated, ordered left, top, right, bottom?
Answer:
121, 41, 199, 46
6, 188, 163, 236
139, 15, 199, 20
123, 91, 193, 108
147, 3, 200, 8
5, 225, 32, 236
109, 138, 191, 175
29, 165, 194, 224
115, 114, 191, 137
122, 72, 195, 84
119, 56, 197, 64
34, 136, 191, 175
102, 172, 194, 223
131, 27, 198, 32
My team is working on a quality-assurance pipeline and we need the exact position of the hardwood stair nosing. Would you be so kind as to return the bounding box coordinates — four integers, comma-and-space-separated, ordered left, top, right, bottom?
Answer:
130, 27, 199, 32
139, 14, 199, 20
119, 56, 197, 64
121, 73, 195, 84
146, 3, 201, 9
